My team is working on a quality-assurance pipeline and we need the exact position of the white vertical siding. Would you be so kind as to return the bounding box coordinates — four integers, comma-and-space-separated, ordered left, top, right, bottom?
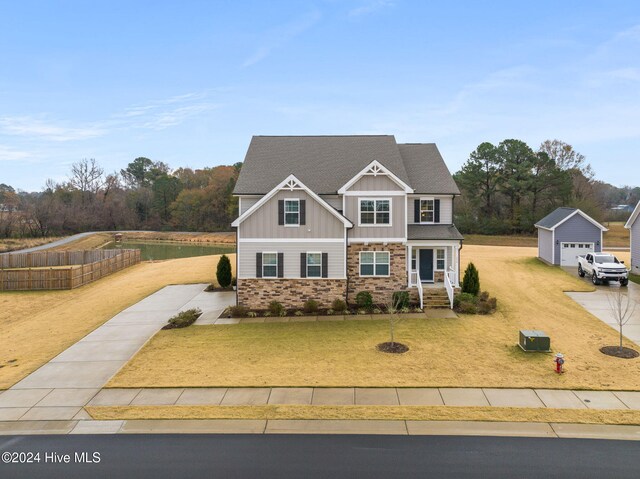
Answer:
631, 220, 640, 274
537, 228, 554, 264
239, 196, 260, 215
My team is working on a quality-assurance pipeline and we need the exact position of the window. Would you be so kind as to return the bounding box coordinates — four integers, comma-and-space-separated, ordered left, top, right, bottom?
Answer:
284, 199, 299, 226
359, 199, 390, 225
411, 249, 417, 270
420, 199, 434, 223
307, 252, 322, 278
360, 251, 390, 276
262, 253, 278, 278
436, 249, 445, 270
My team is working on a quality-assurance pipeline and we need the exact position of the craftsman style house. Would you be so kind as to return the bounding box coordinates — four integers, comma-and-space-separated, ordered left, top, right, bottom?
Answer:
231, 135, 463, 309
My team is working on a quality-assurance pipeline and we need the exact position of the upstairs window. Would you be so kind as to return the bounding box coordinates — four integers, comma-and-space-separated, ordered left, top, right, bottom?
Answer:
284, 199, 299, 226
360, 199, 390, 225
420, 199, 434, 223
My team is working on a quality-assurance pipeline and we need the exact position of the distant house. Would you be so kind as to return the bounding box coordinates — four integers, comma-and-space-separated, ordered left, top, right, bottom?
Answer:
611, 204, 635, 213
624, 202, 640, 275
231, 135, 463, 310
535, 207, 608, 267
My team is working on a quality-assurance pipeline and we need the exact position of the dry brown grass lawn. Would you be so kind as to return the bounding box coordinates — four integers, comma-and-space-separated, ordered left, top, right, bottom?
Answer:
122, 231, 235, 244
463, 234, 537, 247
0, 253, 235, 390
86, 404, 640, 426
603, 221, 630, 247
0, 236, 65, 253
107, 245, 640, 391
48, 233, 113, 251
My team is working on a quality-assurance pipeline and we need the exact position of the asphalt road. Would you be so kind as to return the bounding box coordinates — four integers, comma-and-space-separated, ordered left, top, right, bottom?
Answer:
1, 434, 639, 478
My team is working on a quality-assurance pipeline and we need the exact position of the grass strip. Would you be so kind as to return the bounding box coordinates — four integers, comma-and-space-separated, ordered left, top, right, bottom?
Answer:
86, 404, 640, 426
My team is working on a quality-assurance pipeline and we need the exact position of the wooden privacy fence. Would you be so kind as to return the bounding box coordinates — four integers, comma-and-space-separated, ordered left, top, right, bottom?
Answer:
0, 249, 141, 291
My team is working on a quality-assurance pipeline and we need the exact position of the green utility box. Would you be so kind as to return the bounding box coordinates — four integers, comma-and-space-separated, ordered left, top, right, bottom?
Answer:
519, 330, 550, 352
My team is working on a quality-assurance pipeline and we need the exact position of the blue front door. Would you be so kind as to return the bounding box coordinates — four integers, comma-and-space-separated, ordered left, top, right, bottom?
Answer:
419, 249, 434, 282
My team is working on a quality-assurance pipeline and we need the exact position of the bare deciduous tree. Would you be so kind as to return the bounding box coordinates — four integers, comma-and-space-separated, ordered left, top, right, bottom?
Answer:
69, 158, 104, 195
385, 303, 403, 347
607, 285, 637, 353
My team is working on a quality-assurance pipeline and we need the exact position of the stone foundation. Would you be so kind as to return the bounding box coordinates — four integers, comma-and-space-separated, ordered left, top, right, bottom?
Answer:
347, 242, 407, 305
237, 278, 347, 310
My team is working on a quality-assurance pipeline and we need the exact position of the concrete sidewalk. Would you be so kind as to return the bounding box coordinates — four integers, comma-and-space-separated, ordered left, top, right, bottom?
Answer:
1, 285, 234, 422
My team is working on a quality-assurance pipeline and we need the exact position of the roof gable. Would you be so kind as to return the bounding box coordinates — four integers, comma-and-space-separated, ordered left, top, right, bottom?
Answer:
535, 207, 608, 232
338, 160, 413, 194
625, 201, 640, 229
231, 174, 353, 228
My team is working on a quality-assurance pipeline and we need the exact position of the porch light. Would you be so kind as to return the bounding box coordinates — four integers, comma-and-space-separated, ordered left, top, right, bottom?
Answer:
556, 240, 559, 245
596, 240, 600, 246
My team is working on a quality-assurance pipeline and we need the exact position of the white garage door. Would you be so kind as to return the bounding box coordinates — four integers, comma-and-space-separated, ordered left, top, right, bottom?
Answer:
560, 242, 594, 266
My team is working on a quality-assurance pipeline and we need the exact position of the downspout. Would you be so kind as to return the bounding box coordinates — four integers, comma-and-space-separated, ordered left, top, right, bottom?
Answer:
345, 227, 350, 305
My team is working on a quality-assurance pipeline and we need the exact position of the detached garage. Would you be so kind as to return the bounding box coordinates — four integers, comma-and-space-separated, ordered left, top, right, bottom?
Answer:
535, 207, 608, 266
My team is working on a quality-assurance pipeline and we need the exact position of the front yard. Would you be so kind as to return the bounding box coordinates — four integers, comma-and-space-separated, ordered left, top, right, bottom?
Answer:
107, 245, 640, 391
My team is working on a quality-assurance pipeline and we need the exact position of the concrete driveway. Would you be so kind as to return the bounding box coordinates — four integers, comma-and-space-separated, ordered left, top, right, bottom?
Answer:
564, 267, 640, 345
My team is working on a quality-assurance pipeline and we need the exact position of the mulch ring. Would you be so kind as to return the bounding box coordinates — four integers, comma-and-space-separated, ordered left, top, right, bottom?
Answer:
377, 342, 409, 354
599, 346, 640, 359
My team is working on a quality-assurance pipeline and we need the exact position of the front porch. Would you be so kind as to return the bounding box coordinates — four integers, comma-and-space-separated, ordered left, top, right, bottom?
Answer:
406, 241, 461, 309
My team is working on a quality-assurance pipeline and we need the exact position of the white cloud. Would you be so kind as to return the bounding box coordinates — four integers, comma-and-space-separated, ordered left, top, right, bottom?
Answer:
0, 145, 32, 162
242, 10, 322, 67
348, 0, 395, 18
0, 116, 106, 142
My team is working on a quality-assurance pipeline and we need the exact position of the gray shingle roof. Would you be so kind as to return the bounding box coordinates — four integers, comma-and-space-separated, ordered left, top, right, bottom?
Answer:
233, 135, 459, 195
407, 224, 464, 241
535, 207, 578, 229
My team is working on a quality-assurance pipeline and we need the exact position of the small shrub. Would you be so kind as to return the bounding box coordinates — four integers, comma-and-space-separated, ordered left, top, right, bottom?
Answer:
231, 277, 237, 287
357, 308, 368, 315
247, 311, 258, 318
166, 308, 202, 329
392, 291, 410, 309
400, 307, 410, 314
229, 305, 249, 318
372, 307, 382, 314
263, 311, 272, 317
204, 284, 216, 292
331, 298, 347, 312
412, 306, 423, 313
268, 300, 285, 316
453, 292, 477, 309
458, 301, 478, 314
356, 291, 373, 310
303, 299, 319, 314
461, 263, 480, 296
216, 255, 232, 288
477, 295, 497, 315
279, 309, 287, 317
326, 309, 335, 316
479, 291, 489, 301
294, 310, 304, 316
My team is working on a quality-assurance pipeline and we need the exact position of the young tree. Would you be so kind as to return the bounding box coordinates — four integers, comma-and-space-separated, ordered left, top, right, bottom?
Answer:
385, 303, 403, 348
216, 255, 232, 288
607, 286, 637, 354
461, 263, 480, 296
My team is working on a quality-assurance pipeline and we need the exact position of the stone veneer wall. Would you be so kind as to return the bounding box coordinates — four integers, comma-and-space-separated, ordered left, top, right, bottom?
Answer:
237, 278, 347, 309
347, 242, 407, 304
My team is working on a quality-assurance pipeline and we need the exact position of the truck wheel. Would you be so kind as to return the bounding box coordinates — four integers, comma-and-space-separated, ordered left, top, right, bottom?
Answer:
592, 272, 601, 285
578, 265, 585, 277
621, 279, 629, 287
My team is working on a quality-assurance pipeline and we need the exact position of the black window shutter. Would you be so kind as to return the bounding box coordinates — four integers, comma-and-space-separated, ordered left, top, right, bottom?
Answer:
322, 253, 328, 278
414, 199, 420, 223
278, 200, 284, 225
434, 199, 441, 223
299, 200, 306, 225
300, 253, 307, 278
277, 253, 284, 278
256, 253, 262, 278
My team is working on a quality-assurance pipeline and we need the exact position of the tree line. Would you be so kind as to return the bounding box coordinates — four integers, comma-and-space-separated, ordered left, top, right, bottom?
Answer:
453, 139, 640, 234
0, 157, 241, 238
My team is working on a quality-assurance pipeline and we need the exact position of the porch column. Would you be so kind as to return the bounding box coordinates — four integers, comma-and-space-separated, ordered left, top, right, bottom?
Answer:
407, 244, 412, 286
454, 244, 460, 287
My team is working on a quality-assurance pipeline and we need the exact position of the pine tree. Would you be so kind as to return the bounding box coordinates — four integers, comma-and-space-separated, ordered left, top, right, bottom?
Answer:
216, 254, 232, 288
462, 262, 480, 296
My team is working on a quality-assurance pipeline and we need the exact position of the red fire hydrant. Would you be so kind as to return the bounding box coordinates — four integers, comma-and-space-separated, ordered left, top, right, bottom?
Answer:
554, 353, 565, 374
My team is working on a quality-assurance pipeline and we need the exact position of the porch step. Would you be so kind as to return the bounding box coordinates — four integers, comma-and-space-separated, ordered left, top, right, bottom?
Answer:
421, 287, 451, 309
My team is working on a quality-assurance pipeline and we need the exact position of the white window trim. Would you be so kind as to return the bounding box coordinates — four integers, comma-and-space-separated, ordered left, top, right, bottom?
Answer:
359, 251, 391, 277
435, 248, 446, 271
284, 198, 300, 227
306, 251, 322, 278
262, 251, 278, 278
419, 197, 435, 225
358, 198, 392, 227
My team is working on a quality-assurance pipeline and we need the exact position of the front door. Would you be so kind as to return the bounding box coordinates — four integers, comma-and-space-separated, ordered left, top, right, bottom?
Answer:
419, 249, 434, 282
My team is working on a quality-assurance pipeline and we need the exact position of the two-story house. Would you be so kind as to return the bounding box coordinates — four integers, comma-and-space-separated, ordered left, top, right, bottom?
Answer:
231, 135, 463, 309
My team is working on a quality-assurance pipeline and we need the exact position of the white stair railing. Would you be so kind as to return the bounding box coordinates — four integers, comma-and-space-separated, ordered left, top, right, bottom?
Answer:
444, 269, 455, 309
416, 270, 423, 310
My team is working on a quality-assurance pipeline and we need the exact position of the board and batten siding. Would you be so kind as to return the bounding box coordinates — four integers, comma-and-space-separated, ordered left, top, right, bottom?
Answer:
237, 241, 345, 278
407, 196, 453, 225
240, 190, 345, 239
553, 215, 602, 265
320, 195, 343, 211
344, 195, 406, 240
537, 228, 554, 264
239, 196, 261, 215
631, 219, 640, 274
348, 175, 403, 191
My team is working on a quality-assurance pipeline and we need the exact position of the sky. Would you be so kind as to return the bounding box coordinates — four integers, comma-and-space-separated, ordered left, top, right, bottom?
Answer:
1, 0, 639, 191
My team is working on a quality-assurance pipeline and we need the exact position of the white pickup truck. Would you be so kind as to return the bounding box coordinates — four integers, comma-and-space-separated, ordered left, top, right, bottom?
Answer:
577, 253, 629, 286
